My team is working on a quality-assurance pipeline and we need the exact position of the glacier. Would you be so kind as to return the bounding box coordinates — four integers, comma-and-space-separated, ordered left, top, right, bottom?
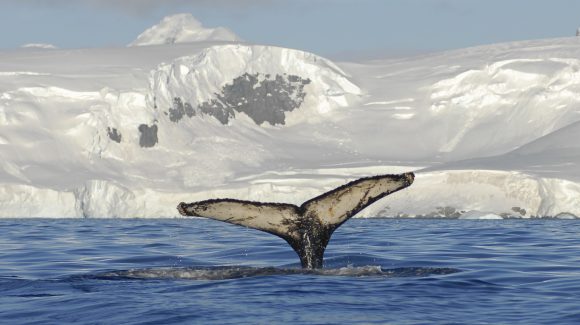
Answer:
1, 17, 579, 219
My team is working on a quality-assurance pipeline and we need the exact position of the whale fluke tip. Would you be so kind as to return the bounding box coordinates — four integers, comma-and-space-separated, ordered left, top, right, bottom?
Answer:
404, 172, 415, 185
177, 202, 188, 216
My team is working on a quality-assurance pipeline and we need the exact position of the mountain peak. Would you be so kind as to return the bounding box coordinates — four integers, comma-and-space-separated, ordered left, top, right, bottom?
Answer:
21, 43, 58, 49
128, 14, 240, 47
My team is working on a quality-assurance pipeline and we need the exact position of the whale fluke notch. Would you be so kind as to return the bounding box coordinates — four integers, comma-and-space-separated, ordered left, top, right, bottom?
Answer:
178, 172, 415, 269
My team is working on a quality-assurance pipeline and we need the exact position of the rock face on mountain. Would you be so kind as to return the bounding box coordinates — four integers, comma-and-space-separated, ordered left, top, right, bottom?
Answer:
129, 14, 240, 47
149, 44, 361, 126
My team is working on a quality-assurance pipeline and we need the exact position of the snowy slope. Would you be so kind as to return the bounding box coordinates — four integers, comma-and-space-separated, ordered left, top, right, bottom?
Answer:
1, 18, 580, 218
340, 37, 580, 161
424, 120, 580, 181
374, 119, 580, 219
129, 14, 240, 46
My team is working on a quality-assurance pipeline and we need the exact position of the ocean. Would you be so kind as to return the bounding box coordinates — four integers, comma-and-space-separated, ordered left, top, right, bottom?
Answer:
1, 218, 580, 324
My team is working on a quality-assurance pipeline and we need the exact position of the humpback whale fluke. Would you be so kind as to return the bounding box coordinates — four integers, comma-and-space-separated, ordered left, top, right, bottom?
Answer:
178, 172, 415, 269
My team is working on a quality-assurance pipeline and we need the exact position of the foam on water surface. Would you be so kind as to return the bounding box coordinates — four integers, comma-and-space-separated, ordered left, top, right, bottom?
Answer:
96, 265, 460, 281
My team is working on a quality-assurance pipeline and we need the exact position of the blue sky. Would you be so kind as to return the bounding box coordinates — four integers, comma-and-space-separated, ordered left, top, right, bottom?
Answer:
1, 0, 579, 58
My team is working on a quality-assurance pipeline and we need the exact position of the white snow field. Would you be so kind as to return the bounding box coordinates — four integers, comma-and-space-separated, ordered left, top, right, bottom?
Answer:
1, 16, 579, 218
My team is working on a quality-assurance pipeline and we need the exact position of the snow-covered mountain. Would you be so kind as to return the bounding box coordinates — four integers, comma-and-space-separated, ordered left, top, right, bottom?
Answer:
129, 14, 240, 47
1, 17, 579, 218
149, 44, 360, 126
21, 43, 58, 49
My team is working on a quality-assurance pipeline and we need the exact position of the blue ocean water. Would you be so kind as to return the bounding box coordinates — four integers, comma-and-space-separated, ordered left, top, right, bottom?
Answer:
1, 219, 580, 324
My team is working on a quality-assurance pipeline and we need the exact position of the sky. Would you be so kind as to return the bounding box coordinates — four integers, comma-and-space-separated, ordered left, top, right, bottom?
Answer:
1, 0, 580, 58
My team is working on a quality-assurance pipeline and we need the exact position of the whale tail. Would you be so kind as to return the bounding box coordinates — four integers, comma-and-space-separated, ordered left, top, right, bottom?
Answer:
178, 172, 414, 269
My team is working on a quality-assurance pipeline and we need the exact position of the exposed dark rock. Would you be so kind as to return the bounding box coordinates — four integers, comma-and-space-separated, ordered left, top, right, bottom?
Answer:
212, 73, 310, 125
138, 124, 158, 148
511, 206, 526, 216
435, 206, 461, 218
198, 99, 234, 124
166, 73, 311, 126
107, 127, 122, 143
168, 97, 195, 123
